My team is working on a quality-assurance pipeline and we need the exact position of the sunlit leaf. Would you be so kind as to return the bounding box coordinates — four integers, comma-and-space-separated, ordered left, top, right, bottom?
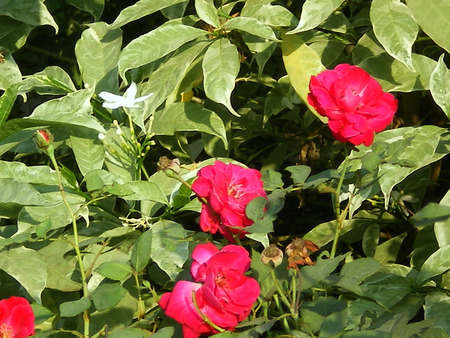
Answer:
75, 22, 122, 93
111, 0, 187, 28
92, 283, 127, 311
416, 245, 450, 285
241, 1, 297, 27
0, 47, 21, 91
20, 66, 76, 95
430, 54, 450, 119
70, 129, 105, 177
405, 0, 450, 53
0, 247, 47, 302
150, 220, 189, 280
118, 23, 206, 79
195, 0, 219, 28
287, 0, 345, 33
0, 0, 58, 33
153, 102, 228, 149
0, 83, 19, 127
370, 0, 418, 70
202, 38, 240, 116
281, 33, 327, 123
223, 17, 278, 41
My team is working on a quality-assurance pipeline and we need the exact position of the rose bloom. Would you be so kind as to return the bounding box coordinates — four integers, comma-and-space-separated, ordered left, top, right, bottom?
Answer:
191, 161, 267, 242
307, 64, 397, 146
159, 243, 260, 338
0, 296, 35, 338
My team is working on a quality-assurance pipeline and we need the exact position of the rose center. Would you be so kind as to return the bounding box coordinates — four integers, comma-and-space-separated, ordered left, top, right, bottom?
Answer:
227, 184, 243, 198
0, 324, 13, 338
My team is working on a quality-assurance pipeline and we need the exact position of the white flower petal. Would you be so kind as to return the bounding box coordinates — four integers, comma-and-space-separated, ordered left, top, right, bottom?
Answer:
125, 82, 137, 99
98, 91, 122, 101
133, 93, 154, 103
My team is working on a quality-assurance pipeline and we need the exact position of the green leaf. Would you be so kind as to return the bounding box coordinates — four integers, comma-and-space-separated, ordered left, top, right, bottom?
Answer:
287, 0, 345, 33
131, 229, 152, 272
0, 47, 21, 90
20, 66, 77, 95
202, 38, 240, 116
261, 169, 284, 190
66, 0, 104, 21
111, 0, 187, 28
75, 22, 122, 92
150, 220, 189, 280
410, 203, 450, 227
0, 178, 48, 205
336, 258, 384, 294
107, 181, 168, 205
424, 292, 450, 335
241, 1, 297, 27
118, 23, 206, 79
301, 254, 349, 291
281, 33, 327, 123
362, 272, 411, 308
0, 83, 19, 127
430, 54, 450, 119
60, 297, 91, 317
108, 328, 153, 338
435, 190, 450, 248
70, 129, 105, 177
95, 261, 133, 281
0, 17, 33, 51
37, 241, 81, 292
416, 245, 450, 285
374, 233, 408, 265
405, 0, 450, 53
0, 0, 58, 33
285, 165, 311, 186
92, 283, 127, 311
370, 0, 418, 70
0, 247, 47, 302
222, 17, 278, 41
362, 224, 380, 257
138, 40, 211, 128
195, 0, 220, 28
246, 197, 268, 222
152, 102, 228, 149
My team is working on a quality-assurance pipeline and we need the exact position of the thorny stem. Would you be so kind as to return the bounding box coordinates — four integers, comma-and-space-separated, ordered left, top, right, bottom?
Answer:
47, 144, 90, 338
330, 147, 350, 259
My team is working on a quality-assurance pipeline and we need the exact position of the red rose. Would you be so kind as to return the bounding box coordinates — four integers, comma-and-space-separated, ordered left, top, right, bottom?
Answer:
159, 243, 260, 337
307, 64, 397, 146
0, 296, 35, 338
191, 161, 267, 241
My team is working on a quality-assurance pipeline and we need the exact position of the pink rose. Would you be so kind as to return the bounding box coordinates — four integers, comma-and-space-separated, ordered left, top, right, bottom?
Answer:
191, 161, 267, 242
307, 64, 397, 146
159, 243, 260, 337
0, 296, 35, 338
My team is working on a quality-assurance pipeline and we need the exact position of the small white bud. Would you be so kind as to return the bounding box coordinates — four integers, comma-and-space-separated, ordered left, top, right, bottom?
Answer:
98, 133, 105, 140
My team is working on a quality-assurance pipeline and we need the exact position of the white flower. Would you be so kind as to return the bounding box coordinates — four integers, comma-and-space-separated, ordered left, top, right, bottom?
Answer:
99, 83, 153, 109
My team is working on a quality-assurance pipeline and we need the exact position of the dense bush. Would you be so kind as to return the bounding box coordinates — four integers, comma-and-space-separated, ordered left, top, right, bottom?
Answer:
0, 0, 449, 337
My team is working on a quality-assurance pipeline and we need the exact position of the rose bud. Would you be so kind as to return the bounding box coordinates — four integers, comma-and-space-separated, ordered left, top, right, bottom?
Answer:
35, 129, 53, 150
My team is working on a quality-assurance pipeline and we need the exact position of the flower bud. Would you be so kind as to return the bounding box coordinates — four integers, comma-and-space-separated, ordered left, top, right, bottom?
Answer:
261, 244, 284, 267
35, 129, 53, 150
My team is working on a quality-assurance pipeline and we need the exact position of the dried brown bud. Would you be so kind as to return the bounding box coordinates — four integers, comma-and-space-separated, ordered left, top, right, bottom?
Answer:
261, 244, 284, 267
157, 156, 181, 176
285, 238, 319, 269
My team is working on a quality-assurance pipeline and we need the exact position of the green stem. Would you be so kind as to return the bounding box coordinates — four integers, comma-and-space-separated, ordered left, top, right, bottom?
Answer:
192, 291, 225, 333
270, 269, 294, 314
273, 294, 291, 334
330, 147, 350, 259
133, 271, 145, 320
48, 145, 90, 338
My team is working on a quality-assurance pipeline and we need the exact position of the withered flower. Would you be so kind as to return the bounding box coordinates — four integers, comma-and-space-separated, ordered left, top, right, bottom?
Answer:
261, 244, 284, 267
285, 238, 319, 269
157, 156, 181, 175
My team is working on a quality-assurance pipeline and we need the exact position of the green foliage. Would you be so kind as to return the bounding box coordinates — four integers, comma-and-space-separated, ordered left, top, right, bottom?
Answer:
0, 0, 449, 336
